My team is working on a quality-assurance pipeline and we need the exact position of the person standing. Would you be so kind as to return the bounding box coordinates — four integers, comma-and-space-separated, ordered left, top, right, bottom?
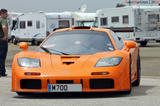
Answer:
0, 9, 8, 77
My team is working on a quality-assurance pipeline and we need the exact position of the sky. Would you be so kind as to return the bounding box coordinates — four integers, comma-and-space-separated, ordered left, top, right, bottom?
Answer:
0, 0, 126, 13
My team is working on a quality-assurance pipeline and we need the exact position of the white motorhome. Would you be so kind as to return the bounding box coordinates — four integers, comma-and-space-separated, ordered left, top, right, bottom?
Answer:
96, 6, 160, 46
7, 12, 22, 41
72, 12, 96, 27
11, 12, 72, 45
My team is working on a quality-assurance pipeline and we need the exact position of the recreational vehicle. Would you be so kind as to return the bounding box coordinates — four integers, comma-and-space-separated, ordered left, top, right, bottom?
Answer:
96, 6, 160, 46
7, 12, 22, 41
11, 12, 72, 45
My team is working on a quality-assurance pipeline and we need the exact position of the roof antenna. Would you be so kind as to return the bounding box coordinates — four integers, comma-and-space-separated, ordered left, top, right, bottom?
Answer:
79, 4, 87, 12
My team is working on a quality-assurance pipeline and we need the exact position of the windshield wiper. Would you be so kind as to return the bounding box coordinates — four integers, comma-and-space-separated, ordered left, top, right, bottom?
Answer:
40, 46, 52, 54
49, 49, 70, 55
40, 46, 70, 55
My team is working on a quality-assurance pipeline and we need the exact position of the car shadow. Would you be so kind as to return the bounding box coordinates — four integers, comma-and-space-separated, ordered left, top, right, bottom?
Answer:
139, 44, 160, 48
13, 85, 156, 99
130, 85, 156, 96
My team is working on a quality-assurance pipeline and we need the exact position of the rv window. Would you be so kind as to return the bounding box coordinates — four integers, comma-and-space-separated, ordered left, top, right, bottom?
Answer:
20, 21, 25, 29
77, 21, 95, 27
111, 17, 119, 23
100, 17, 107, 26
27, 21, 32, 27
36, 21, 40, 29
59, 20, 70, 28
123, 15, 129, 24
148, 14, 159, 24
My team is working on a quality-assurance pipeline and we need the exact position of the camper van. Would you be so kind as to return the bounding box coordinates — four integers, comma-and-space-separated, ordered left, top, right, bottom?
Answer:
11, 12, 72, 45
72, 12, 96, 27
96, 6, 160, 46
7, 12, 22, 41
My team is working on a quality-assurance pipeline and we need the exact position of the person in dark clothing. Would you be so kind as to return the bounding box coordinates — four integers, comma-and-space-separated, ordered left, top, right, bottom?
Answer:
0, 9, 8, 77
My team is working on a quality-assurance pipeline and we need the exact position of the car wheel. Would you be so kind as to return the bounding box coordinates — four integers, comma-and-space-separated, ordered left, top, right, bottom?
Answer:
140, 41, 147, 47
122, 56, 132, 94
12, 37, 17, 45
31, 40, 39, 46
31, 40, 35, 45
133, 54, 141, 86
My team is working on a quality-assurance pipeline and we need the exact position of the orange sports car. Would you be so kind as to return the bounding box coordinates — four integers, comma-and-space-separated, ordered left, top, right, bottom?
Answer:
12, 26, 141, 95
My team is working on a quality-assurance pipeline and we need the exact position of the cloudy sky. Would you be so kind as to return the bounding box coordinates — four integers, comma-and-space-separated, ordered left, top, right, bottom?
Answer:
0, 0, 126, 13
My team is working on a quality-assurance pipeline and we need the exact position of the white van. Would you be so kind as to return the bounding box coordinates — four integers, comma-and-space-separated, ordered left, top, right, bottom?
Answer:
11, 12, 72, 45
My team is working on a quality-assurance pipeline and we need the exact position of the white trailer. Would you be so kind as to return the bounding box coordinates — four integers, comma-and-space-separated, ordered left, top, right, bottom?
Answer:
96, 6, 160, 46
11, 12, 72, 45
7, 12, 22, 41
72, 12, 96, 27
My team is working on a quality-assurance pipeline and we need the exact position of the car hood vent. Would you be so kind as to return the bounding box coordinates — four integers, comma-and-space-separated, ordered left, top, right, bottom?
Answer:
63, 62, 75, 65
61, 56, 80, 65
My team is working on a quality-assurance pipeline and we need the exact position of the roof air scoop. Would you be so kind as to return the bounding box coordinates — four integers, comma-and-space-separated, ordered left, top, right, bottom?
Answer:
72, 26, 91, 29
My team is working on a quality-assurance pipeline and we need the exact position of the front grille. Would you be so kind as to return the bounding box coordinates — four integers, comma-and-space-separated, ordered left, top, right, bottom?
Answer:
56, 80, 74, 84
20, 79, 41, 89
90, 79, 114, 89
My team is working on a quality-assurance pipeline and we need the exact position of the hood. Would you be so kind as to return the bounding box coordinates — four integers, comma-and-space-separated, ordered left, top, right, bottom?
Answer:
16, 50, 125, 77
40, 50, 124, 77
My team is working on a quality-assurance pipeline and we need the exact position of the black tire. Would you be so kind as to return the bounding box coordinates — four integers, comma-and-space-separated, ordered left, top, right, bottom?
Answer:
156, 40, 160, 43
12, 37, 17, 45
7, 38, 11, 42
11, 36, 14, 43
31, 40, 35, 45
133, 54, 141, 86
31, 40, 39, 46
122, 56, 132, 94
140, 41, 147, 47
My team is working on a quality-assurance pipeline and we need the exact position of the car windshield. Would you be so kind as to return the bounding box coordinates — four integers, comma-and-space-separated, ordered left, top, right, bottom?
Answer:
38, 30, 114, 55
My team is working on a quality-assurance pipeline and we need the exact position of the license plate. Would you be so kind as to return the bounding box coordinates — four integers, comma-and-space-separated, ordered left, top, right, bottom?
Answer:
48, 84, 82, 92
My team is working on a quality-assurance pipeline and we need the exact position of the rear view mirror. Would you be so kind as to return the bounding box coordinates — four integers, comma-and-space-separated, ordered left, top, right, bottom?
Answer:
19, 42, 28, 51
125, 41, 136, 49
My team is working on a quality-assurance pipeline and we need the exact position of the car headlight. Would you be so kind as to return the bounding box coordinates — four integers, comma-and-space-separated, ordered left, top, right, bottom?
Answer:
95, 57, 123, 67
18, 58, 41, 67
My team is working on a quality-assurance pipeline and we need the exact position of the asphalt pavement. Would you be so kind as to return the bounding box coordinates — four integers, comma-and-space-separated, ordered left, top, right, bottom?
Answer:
0, 75, 160, 106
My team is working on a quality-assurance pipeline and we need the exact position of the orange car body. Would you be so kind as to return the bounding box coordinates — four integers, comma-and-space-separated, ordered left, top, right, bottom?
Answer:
12, 27, 140, 94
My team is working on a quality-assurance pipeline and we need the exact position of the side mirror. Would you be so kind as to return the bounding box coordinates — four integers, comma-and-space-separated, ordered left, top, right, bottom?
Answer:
125, 41, 136, 49
19, 42, 28, 51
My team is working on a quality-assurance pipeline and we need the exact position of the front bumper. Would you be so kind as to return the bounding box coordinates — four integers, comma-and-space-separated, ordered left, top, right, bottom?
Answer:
12, 73, 130, 93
